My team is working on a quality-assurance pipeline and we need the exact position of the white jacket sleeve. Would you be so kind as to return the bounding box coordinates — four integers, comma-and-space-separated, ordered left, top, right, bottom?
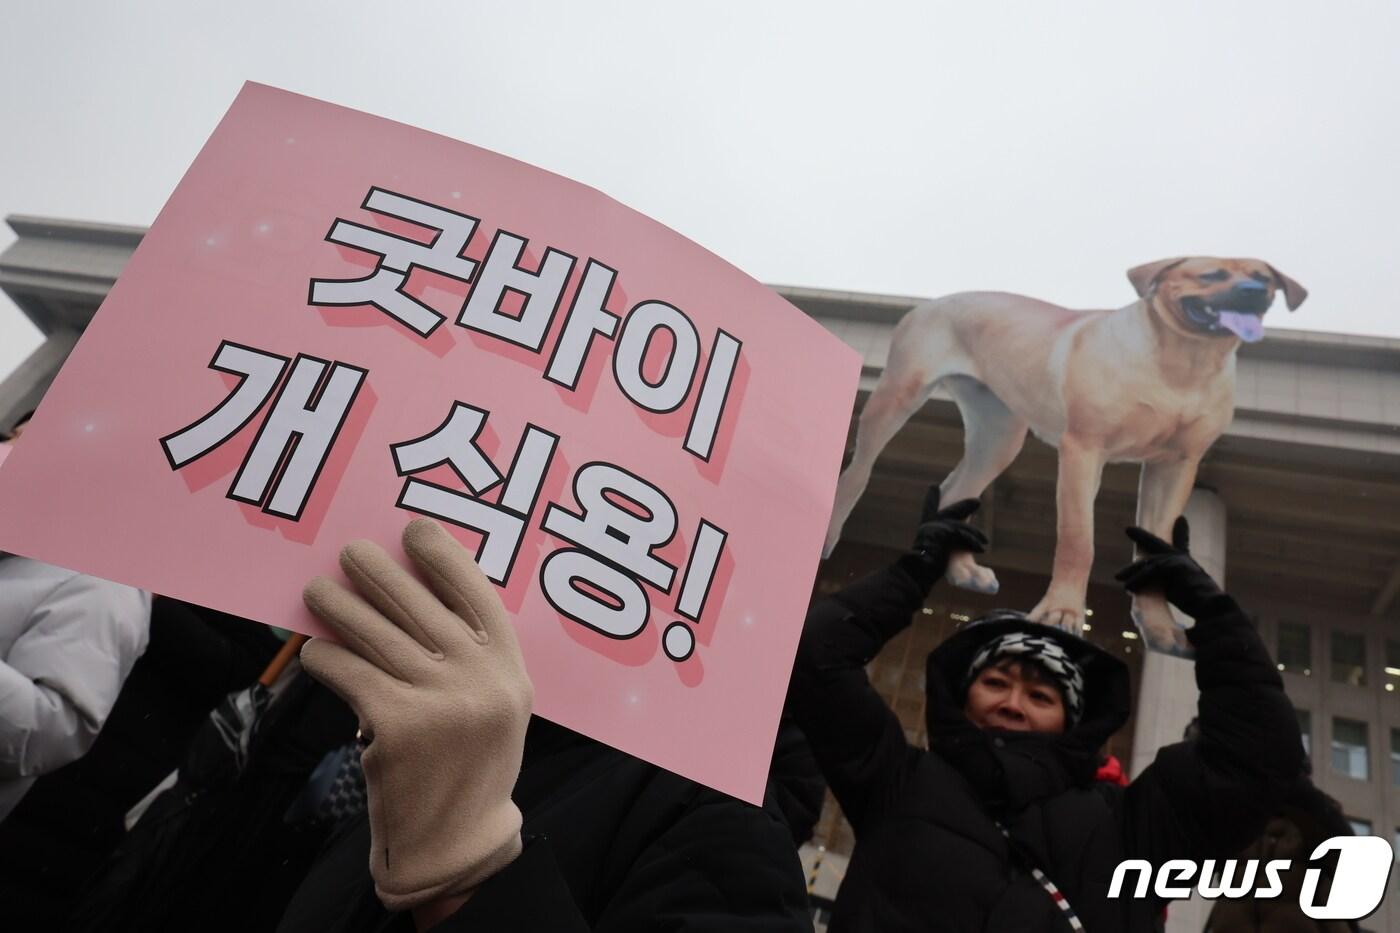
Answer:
0, 574, 150, 779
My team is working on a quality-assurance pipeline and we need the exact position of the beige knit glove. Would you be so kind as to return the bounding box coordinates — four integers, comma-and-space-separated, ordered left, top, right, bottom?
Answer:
300, 518, 533, 911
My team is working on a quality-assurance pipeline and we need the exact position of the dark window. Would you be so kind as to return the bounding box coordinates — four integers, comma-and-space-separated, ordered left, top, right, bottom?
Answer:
1385, 640, 1400, 692
1278, 622, 1311, 675
1333, 718, 1369, 780
1331, 631, 1367, 686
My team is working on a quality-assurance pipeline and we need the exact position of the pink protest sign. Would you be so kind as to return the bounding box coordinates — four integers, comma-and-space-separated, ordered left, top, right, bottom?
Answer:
0, 83, 859, 802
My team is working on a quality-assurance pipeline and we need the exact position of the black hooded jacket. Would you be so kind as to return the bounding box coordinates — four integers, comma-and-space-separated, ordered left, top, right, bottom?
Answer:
275, 718, 813, 932
788, 559, 1302, 932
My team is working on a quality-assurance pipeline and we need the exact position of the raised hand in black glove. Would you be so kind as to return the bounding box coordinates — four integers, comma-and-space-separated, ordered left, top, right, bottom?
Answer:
903, 488, 988, 591
1115, 516, 1231, 619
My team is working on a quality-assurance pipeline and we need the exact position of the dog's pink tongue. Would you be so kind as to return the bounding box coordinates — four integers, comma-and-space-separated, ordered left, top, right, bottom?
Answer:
1218, 311, 1264, 343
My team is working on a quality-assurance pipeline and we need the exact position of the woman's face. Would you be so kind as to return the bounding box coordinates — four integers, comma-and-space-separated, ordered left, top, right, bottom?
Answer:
964, 660, 1066, 735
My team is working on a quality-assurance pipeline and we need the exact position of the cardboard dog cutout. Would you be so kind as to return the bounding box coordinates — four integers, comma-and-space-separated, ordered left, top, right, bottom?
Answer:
824, 257, 1306, 655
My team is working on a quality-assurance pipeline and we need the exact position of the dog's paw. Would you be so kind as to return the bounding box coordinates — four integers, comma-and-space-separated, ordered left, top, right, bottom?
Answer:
945, 553, 999, 594
1028, 595, 1084, 635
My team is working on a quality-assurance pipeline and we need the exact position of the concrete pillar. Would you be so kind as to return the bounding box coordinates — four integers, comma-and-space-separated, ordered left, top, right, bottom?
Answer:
0, 329, 78, 432
1128, 487, 1226, 933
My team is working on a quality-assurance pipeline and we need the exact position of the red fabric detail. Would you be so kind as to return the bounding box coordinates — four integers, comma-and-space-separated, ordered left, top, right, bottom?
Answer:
1094, 754, 1129, 786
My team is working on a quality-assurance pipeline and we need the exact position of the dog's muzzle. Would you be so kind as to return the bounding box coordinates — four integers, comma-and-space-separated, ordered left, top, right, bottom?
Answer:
1179, 284, 1269, 342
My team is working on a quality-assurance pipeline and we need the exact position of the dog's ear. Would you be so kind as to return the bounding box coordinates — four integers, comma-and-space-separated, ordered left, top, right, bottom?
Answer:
1266, 264, 1308, 311
1127, 258, 1188, 298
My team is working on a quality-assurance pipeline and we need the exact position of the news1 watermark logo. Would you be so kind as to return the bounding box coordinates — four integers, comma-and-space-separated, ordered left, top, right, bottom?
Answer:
1109, 836, 1393, 921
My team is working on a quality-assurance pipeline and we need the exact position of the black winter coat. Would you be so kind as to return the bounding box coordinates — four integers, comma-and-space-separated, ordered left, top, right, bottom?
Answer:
1205, 778, 1360, 933
788, 560, 1303, 933
276, 718, 814, 932
0, 598, 281, 928
65, 672, 358, 932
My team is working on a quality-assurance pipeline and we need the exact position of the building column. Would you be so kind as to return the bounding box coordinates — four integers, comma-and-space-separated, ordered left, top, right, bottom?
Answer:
1127, 487, 1226, 933
0, 329, 79, 430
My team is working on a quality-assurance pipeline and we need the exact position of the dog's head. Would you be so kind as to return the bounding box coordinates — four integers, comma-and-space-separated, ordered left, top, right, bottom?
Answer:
1127, 257, 1307, 343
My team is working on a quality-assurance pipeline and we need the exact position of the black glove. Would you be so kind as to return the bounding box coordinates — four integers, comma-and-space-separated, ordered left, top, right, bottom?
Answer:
1115, 517, 1230, 619
902, 489, 987, 591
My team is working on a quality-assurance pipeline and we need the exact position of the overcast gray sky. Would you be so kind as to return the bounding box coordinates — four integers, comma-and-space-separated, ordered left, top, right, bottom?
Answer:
3, 1, 1398, 381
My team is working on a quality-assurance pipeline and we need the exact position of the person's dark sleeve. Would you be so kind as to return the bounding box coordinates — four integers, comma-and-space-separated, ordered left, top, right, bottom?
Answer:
786, 557, 927, 833
591, 789, 810, 932
1123, 595, 1304, 863
426, 838, 589, 932
766, 715, 826, 846
433, 795, 810, 933
277, 819, 592, 933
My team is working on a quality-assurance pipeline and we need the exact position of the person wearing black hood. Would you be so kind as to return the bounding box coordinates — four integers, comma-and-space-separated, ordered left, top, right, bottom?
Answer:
788, 494, 1303, 932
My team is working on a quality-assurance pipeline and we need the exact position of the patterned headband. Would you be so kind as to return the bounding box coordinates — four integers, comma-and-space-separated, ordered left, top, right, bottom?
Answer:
964, 632, 1085, 726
